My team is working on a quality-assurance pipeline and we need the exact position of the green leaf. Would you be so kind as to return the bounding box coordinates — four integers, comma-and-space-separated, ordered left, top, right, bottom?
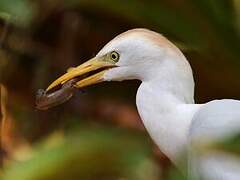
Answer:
0, 0, 33, 26
2, 128, 160, 180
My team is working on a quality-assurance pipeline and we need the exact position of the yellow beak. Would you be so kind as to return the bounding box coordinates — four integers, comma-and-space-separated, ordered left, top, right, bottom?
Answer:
46, 57, 116, 92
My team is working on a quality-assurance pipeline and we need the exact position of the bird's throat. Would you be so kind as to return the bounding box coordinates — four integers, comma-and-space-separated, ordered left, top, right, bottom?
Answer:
136, 82, 200, 164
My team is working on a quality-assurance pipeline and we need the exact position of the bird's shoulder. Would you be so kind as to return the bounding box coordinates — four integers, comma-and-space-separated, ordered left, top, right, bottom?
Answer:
189, 99, 240, 143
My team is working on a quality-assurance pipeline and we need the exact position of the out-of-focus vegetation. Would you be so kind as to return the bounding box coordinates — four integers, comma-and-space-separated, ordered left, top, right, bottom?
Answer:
0, 0, 240, 179
2, 129, 160, 180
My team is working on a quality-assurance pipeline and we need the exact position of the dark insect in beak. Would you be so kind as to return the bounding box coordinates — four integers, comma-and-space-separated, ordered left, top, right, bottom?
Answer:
36, 78, 78, 110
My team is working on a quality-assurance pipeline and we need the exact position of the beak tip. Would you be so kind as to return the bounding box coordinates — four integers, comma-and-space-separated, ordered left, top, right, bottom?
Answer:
46, 86, 52, 92
46, 83, 56, 92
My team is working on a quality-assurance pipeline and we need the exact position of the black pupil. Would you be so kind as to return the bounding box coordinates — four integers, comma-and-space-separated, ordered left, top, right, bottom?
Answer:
112, 53, 117, 59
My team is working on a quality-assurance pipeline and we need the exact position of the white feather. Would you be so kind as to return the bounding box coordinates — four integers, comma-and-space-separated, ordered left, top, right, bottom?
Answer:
97, 28, 240, 179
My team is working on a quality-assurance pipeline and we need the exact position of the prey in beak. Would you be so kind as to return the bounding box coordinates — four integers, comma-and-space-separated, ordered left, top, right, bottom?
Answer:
46, 52, 119, 92
36, 52, 119, 110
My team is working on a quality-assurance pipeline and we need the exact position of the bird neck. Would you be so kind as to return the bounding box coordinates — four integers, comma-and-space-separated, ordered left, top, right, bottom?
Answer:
136, 80, 201, 164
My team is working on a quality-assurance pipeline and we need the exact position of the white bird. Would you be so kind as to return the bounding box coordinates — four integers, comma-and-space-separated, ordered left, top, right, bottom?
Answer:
46, 29, 240, 180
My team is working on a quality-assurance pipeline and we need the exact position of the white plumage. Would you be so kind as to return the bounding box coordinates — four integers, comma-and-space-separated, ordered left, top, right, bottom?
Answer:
101, 29, 240, 179
48, 28, 240, 179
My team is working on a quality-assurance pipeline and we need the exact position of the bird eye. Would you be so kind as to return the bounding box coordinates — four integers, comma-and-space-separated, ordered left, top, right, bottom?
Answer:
110, 51, 119, 62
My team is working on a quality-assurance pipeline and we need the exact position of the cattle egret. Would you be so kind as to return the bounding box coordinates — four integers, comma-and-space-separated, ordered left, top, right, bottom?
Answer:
47, 29, 240, 179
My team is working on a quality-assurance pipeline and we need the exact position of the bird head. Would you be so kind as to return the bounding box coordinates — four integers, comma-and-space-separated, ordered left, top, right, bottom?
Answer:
46, 28, 193, 95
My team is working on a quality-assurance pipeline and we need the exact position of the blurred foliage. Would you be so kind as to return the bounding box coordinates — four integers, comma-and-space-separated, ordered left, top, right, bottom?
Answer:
0, 0, 33, 26
200, 133, 240, 156
0, 0, 240, 179
1, 128, 160, 180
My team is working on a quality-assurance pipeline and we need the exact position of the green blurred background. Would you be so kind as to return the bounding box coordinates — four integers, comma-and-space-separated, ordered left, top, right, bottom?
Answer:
0, 0, 240, 179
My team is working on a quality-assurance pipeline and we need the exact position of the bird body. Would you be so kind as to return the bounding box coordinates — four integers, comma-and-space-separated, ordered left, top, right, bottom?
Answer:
136, 82, 202, 162
47, 28, 240, 179
189, 100, 240, 179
